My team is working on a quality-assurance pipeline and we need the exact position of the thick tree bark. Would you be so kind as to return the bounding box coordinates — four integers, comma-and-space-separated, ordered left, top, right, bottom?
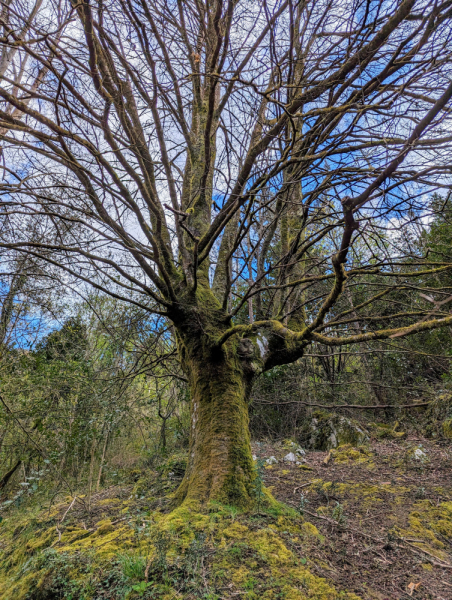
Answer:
174, 348, 256, 508
172, 295, 259, 508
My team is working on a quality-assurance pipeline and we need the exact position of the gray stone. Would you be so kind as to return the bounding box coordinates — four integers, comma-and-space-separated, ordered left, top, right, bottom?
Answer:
413, 448, 428, 461
284, 452, 297, 462
300, 411, 369, 451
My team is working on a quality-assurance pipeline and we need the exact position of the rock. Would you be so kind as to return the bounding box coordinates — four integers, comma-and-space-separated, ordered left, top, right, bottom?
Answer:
299, 410, 369, 451
443, 419, 452, 439
413, 447, 428, 462
404, 445, 429, 463
299, 464, 313, 471
284, 452, 297, 462
330, 443, 372, 464
283, 440, 306, 456
266, 456, 278, 465
424, 393, 452, 439
372, 421, 406, 440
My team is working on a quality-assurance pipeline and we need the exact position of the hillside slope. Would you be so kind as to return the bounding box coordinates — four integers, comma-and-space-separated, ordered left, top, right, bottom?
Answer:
0, 434, 451, 599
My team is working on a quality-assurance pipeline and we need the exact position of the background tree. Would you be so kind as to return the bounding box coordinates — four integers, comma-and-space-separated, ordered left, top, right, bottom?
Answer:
0, 293, 183, 505
1, 0, 452, 508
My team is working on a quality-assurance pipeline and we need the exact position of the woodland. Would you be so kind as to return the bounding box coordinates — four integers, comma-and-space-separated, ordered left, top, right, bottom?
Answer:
1, 0, 452, 598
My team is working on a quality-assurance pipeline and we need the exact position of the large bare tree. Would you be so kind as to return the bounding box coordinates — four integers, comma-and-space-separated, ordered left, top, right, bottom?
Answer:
1, 0, 452, 507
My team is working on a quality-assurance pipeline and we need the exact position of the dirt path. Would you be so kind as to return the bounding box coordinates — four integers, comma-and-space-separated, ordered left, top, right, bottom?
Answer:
253, 437, 452, 600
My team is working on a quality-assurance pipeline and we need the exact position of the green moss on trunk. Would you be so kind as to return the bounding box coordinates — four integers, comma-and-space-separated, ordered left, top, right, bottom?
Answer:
172, 289, 258, 509
174, 348, 256, 508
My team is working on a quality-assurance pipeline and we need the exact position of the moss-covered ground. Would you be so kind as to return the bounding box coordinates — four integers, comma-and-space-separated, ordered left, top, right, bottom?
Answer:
1, 434, 452, 599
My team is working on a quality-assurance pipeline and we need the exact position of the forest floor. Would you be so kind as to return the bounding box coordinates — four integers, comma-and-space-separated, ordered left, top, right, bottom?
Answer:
253, 436, 452, 600
0, 434, 451, 600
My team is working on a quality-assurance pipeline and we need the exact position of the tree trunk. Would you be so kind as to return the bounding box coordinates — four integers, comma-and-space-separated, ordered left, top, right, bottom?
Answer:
0, 459, 22, 491
174, 342, 256, 509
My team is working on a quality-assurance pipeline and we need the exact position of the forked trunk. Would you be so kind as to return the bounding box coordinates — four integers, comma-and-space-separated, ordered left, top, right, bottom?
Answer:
174, 344, 256, 508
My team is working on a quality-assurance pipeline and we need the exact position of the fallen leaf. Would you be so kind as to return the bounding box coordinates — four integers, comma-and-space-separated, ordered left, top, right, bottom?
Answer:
407, 582, 422, 596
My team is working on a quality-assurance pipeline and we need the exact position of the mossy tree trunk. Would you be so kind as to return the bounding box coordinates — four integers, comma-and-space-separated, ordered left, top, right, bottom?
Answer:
174, 350, 256, 507
171, 292, 261, 509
